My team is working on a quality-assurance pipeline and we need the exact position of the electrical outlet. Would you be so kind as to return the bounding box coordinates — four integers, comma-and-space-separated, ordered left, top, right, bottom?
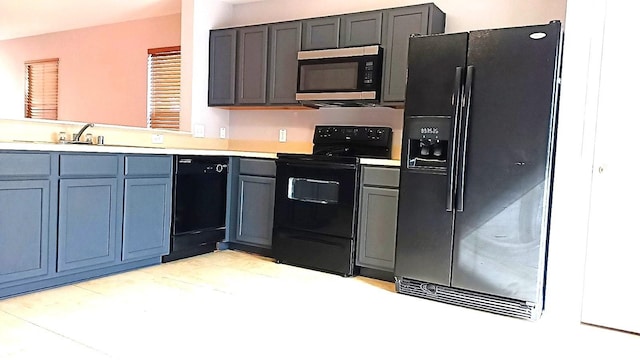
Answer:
194, 124, 205, 138
151, 134, 164, 144
219, 127, 227, 139
279, 129, 287, 143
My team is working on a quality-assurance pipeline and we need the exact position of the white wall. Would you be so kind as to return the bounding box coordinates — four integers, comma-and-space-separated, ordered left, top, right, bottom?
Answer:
181, 0, 234, 134
544, 0, 604, 324
231, 0, 566, 33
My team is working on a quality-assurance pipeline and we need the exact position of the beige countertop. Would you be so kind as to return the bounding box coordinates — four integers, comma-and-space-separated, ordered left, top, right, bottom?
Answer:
0, 141, 400, 166
360, 158, 400, 167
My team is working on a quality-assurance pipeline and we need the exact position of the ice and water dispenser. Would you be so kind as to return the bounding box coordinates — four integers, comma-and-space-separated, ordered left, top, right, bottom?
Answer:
405, 116, 451, 174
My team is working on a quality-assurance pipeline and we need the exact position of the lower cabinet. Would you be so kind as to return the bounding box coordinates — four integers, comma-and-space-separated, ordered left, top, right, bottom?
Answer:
0, 180, 50, 283
0, 151, 172, 299
229, 158, 276, 250
122, 177, 172, 261
356, 166, 400, 272
236, 174, 275, 247
57, 178, 118, 272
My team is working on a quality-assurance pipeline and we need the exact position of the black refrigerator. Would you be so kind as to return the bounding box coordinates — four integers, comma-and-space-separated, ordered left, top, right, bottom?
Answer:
394, 22, 562, 320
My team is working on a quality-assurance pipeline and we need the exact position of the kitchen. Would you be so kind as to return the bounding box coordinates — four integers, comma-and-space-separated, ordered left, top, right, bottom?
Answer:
1, 0, 639, 357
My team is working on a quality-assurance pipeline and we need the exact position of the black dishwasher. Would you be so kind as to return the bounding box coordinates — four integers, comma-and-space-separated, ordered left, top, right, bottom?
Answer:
162, 155, 228, 262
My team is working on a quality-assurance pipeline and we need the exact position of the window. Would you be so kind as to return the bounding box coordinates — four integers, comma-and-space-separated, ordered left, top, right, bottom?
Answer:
147, 46, 181, 130
24, 58, 59, 119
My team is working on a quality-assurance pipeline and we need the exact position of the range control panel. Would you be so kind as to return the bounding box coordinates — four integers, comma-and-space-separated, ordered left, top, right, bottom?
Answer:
313, 126, 392, 147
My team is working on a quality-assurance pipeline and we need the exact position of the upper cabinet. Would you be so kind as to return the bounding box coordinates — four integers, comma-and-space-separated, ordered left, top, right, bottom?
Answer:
209, 22, 302, 106
237, 25, 269, 104
340, 11, 383, 48
269, 22, 302, 105
381, 4, 446, 104
208, 3, 445, 108
301, 16, 340, 50
208, 29, 237, 106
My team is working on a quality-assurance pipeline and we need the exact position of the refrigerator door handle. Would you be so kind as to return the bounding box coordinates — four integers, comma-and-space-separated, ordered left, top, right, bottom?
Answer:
457, 65, 474, 212
447, 66, 464, 212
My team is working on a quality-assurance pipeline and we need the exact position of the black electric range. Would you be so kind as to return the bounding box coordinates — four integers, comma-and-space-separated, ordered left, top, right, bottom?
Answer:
272, 125, 392, 276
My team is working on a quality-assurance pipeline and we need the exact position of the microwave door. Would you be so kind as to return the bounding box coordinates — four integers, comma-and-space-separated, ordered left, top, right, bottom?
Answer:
298, 61, 359, 92
296, 45, 382, 102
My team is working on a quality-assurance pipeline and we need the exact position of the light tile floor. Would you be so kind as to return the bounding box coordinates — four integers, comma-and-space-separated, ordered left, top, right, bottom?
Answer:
1, 250, 638, 359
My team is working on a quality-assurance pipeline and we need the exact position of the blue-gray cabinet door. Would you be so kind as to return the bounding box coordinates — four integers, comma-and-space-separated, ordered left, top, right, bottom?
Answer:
356, 186, 399, 271
302, 16, 340, 50
381, 4, 434, 104
57, 178, 118, 272
340, 11, 383, 47
237, 25, 269, 104
236, 175, 275, 248
209, 29, 237, 105
0, 180, 50, 284
269, 21, 302, 104
122, 178, 172, 261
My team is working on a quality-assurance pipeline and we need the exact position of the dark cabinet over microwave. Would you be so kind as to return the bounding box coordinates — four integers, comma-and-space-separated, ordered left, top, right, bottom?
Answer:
301, 16, 340, 50
340, 11, 383, 48
207, 3, 445, 108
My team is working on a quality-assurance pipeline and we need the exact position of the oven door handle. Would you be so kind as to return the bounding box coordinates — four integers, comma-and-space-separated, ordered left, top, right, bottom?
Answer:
287, 178, 340, 205
291, 198, 333, 205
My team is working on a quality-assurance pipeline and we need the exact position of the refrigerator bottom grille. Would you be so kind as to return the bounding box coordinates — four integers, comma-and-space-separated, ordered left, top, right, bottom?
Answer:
396, 277, 541, 321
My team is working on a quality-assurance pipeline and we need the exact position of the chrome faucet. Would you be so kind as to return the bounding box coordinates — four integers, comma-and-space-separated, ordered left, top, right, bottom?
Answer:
73, 123, 94, 142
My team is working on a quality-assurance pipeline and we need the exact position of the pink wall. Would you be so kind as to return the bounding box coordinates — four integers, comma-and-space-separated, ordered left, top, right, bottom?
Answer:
0, 14, 181, 127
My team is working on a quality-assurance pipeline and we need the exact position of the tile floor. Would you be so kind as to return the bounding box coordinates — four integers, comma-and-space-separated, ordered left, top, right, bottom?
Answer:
0, 250, 638, 359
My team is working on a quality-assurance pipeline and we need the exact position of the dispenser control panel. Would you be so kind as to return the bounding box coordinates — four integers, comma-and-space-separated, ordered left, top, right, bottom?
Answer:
405, 116, 451, 173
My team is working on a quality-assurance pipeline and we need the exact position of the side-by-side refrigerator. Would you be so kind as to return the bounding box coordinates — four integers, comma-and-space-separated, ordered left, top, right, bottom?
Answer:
394, 22, 562, 320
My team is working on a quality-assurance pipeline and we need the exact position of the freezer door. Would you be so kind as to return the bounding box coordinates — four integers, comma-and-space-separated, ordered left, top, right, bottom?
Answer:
451, 23, 562, 302
404, 32, 469, 117
395, 32, 468, 285
395, 172, 453, 285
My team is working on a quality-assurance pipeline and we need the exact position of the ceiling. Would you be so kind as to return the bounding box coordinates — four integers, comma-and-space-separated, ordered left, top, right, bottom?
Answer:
0, 0, 261, 41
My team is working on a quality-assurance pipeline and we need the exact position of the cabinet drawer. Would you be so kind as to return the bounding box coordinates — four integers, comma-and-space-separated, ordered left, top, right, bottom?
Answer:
59, 154, 118, 177
0, 153, 51, 177
125, 156, 172, 176
239, 158, 276, 177
362, 166, 399, 187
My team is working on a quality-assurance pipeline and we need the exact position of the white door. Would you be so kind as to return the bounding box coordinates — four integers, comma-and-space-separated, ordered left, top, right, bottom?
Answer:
581, 0, 640, 333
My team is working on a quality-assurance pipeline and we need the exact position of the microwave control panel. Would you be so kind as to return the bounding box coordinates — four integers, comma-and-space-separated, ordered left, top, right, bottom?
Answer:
364, 61, 375, 85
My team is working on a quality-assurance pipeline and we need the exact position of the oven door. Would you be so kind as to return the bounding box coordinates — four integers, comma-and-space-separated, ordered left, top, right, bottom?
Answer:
274, 159, 358, 239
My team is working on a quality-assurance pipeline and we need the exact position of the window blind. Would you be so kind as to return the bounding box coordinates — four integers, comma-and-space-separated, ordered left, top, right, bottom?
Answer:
24, 58, 59, 119
148, 46, 181, 130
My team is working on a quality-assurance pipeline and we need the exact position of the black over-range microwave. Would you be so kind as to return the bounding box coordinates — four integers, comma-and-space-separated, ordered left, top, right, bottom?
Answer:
295, 45, 383, 106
